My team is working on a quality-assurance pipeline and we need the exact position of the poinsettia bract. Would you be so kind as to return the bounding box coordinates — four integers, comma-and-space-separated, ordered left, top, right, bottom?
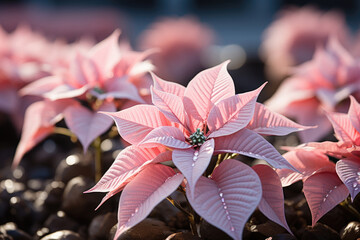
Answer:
89, 61, 310, 239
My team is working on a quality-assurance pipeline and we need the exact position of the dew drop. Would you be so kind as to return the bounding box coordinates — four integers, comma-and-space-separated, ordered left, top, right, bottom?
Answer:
221, 198, 225, 203
219, 192, 223, 197
135, 208, 139, 213
325, 194, 329, 198
230, 226, 235, 232
334, 186, 337, 189
357, 172, 360, 176
224, 206, 227, 209
191, 163, 195, 167
329, 190, 332, 193
193, 156, 197, 161
323, 198, 326, 202
194, 151, 199, 156
131, 213, 134, 217
227, 215, 231, 220
353, 182, 358, 188
356, 187, 359, 191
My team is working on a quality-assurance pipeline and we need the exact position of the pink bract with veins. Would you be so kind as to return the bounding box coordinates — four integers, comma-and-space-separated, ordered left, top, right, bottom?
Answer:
266, 38, 360, 142
89, 61, 311, 239
297, 96, 360, 201
14, 30, 154, 167
277, 149, 349, 226
260, 6, 351, 81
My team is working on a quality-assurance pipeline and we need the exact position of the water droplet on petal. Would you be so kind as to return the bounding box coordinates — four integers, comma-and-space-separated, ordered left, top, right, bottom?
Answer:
323, 198, 326, 202
353, 182, 358, 188
356, 187, 359, 191
221, 198, 225, 203
191, 163, 195, 167
193, 156, 197, 161
334, 186, 337, 189
194, 151, 199, 156
219, 192, 223, 197
224, 206, 227, 209
230, 226, 235, 232
357, 172, 360, 176
135, 208, 139, 213
227, 215, 231, 220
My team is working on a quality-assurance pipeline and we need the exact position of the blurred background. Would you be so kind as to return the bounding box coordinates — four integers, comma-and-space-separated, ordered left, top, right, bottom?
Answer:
1, 0, 360, 98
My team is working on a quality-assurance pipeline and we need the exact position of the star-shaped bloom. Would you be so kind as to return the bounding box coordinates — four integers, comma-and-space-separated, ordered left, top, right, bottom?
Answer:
13, 30, 154, 167
93, 61, 311, 239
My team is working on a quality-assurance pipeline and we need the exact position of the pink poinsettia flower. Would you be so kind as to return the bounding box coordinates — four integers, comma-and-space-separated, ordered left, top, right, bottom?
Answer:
13, 30, 154, 166
260, 6, 351, 81
297, 96, 360, 201
265, 38, 360, 142
277, 148, 349, 226
89, 61, 311, 239
138, 16, 214, 85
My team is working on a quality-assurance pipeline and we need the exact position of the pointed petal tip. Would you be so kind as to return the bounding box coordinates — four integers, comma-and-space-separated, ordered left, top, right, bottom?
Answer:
111, 29, 122, 38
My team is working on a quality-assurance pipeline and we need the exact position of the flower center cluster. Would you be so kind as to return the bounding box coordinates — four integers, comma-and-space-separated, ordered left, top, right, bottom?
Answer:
189, 128, 206, 147
93, 87, 105, 94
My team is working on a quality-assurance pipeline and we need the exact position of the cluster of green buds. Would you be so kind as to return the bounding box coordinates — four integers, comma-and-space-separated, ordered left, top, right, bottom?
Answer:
189, 128, 206, 147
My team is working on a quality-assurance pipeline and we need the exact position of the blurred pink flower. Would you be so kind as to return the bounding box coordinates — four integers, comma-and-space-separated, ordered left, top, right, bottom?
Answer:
260, 6, 351, 82
14, 30, 154, 166
138, 16, 215, 85
265, 38, 360, 142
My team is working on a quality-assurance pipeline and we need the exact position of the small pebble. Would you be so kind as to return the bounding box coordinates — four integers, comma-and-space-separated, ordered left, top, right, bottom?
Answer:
88, 212, 117, 240
55, 154, 94, 184
340, 221, 360, 240
165, 232, 202, 240
44, 211, 80, 234
114, 218, 173, 240
200, 220, 232, 240
301, 223, 340, 240
40, 230, 83, 240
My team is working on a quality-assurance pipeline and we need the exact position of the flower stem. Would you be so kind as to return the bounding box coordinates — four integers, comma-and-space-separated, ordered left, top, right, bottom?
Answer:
166, 196, 191, 217
108, 126, 119, 139
340, 197, 360, 220
53, 127, 77, 142
182, 188, 200, 237
92, 137, 102, 182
